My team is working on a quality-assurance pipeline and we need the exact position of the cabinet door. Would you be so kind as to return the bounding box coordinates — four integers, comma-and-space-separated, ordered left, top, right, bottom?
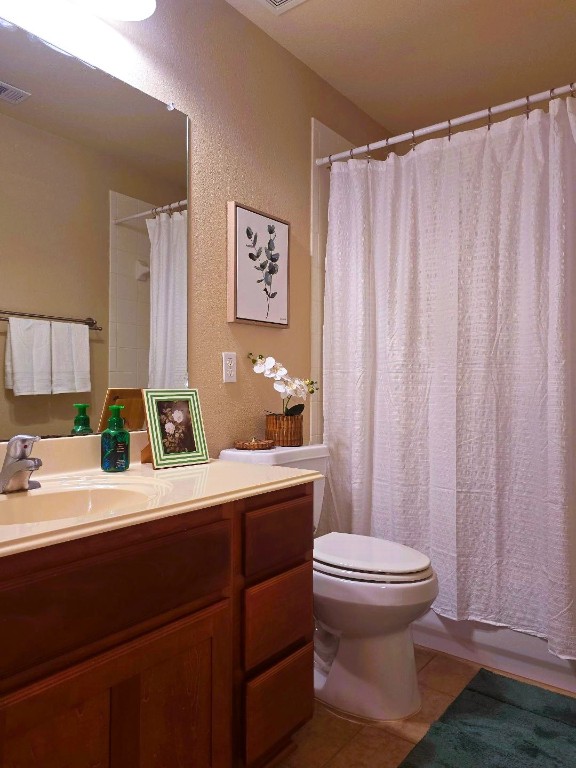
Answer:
0, 519, 231, 688
0, 603, 232, 768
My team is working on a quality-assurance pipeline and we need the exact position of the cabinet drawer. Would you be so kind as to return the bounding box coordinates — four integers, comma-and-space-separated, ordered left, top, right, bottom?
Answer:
244, 495, 313, 579
245, 642, 314, 766
0, 520, 231, 684
244, 562, 313, 671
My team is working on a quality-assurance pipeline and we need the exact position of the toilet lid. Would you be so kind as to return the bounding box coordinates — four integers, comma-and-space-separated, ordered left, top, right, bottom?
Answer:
313, 532, 432, 583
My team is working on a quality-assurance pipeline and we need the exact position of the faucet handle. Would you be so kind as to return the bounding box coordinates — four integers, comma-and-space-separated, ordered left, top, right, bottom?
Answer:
0, 435, 42, 494
5, 435, 41, 459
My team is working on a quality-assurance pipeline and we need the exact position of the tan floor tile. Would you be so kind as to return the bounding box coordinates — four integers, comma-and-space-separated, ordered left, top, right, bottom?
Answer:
374, 684, 454, 743
417, 652, 480, 696
281, 703, 362, 768
414, 646, 435, 671
328, 727, 414, 768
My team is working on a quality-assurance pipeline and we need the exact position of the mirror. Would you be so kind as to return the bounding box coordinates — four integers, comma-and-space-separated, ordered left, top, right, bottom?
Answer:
0, 20, 188, 440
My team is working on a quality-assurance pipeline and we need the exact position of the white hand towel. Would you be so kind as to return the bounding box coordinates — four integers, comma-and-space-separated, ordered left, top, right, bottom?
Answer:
4, 317, 52, 395
51, 322, 91, 394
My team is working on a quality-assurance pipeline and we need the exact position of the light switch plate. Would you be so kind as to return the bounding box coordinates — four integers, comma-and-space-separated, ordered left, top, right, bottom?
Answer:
222, 352, 237, 383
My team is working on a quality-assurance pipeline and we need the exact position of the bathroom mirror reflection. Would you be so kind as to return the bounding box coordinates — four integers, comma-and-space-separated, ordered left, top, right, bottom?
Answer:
0, 21, 188, 441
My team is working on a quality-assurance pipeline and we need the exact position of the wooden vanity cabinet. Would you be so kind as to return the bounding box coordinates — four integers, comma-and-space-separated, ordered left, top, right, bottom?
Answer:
0, 503, 233, 768
0, 479, 315, 768
232, 482, 315, 768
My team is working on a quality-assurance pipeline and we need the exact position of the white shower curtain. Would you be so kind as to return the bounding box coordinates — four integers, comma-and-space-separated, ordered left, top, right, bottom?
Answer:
146, 210, 188, 389
323, 99, 576, 658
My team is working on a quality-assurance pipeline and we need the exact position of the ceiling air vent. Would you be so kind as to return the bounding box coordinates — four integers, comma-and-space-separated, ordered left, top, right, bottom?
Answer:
0, 80, 31, 105
253, 0, 310, 15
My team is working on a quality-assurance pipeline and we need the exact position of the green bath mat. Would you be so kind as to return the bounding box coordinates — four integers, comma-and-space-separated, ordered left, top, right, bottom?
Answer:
399, 668, 576, 767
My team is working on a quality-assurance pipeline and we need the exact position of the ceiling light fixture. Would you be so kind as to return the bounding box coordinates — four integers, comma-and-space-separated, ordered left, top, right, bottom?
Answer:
67, 0, 157, 21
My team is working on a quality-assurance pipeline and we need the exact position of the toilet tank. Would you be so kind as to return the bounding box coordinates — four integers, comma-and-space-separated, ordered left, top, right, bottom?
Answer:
218, 444, 329, 529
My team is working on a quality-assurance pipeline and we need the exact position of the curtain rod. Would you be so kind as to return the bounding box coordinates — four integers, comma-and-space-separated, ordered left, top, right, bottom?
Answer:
316, 82, 576, 167
0, 309, 102, 331
114, 199, 187, 224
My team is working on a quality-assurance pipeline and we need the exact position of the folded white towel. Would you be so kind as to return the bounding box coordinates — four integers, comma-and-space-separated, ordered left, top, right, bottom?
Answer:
4, 317, 52, 395
51, 322, 91, 394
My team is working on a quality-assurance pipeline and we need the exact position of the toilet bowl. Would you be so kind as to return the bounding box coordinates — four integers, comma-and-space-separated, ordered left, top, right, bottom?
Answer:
313, 532, 438, 721
218, 445, 438, 722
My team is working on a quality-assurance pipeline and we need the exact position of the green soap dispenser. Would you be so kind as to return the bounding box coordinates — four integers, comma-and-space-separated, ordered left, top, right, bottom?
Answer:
101, 404, 130, 472
71, 403, 93, 436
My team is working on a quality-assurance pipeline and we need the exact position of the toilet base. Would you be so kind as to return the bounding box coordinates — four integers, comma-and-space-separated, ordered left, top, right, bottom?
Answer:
315, 696, 422, 726
314, 628, 421, 721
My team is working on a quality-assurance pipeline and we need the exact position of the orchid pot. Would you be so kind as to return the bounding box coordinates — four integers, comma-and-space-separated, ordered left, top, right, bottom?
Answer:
265, 413, 304, 447
248, 354, 318, 447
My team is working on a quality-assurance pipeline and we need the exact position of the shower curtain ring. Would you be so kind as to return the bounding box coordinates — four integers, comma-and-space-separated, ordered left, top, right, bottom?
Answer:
525, 96, 530, 120
366, 143, 371, 163
349, 148, 354, 160
571, 83, 575, 98
549, 87, 555, 101
328, 154, 333, 170
487, 106, 492, 131
411, 130, 416, 151
448, 119, 452, 142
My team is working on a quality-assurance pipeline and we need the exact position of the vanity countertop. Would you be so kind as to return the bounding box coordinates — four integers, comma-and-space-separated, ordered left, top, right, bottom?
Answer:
0, 433, 321, 557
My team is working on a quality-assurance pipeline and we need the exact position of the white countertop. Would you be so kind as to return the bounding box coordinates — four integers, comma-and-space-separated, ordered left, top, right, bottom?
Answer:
0, 434, 321, 557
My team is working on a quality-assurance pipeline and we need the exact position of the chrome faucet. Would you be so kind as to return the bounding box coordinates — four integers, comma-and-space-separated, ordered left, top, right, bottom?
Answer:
0, 435, 42, 494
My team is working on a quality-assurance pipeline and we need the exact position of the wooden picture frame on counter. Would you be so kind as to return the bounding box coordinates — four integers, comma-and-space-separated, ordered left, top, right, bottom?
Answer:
98, 388, 146, 432
143, 388, 209, 469
227, 201, 290, 328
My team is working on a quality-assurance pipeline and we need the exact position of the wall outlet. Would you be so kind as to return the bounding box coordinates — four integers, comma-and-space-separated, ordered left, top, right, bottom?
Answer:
222, 352, 237, 383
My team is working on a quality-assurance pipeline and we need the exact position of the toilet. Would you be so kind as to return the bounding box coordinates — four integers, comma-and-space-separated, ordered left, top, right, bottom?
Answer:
218, 444, 438, 722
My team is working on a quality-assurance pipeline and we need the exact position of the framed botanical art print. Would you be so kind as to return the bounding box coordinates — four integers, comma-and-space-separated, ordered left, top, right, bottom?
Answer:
227, 201, 290, 327
143, 388, 209, 468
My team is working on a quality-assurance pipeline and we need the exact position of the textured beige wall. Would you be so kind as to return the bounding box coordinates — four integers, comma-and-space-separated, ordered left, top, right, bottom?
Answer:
3, 0, 385, 453
0, 112, 184, 439
105, 0, 384, 456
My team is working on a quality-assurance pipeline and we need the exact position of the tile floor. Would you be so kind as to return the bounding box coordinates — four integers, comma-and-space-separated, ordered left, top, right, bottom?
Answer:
279, 647, 576, 768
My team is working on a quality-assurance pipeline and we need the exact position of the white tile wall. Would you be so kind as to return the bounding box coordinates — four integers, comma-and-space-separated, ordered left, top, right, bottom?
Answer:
109, 192, 154, 389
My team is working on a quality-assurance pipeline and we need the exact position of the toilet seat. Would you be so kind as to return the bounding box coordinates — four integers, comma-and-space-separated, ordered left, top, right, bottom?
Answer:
313, 532, 434, 584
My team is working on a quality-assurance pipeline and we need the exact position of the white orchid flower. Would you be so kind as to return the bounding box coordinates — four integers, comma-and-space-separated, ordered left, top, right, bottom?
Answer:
283, 378, 298, 395
253, 355, 273, 374
255, 356, 277, 374
264, 363, 288, 380
293, 378, 309, 399
249, 353, 317, 416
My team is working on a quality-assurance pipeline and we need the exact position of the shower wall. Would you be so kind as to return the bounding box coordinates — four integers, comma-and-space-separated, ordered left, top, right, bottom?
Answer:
109, 191, 153, 389
412, 614, 576, 693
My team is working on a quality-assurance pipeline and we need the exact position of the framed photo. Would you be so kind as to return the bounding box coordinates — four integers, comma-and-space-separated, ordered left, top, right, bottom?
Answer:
143, 389, 209, 469
227, 201, 289, 327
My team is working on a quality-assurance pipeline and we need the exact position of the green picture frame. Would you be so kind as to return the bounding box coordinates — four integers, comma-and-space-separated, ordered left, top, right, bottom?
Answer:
143, 388, 209, 469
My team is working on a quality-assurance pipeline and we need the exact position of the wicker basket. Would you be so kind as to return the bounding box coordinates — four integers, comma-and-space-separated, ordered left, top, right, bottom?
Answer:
265, 414, 303, 447
234, 438, 275, 450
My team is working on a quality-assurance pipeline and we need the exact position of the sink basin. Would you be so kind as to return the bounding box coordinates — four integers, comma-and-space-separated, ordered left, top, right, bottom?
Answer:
0, 486, 154, 525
